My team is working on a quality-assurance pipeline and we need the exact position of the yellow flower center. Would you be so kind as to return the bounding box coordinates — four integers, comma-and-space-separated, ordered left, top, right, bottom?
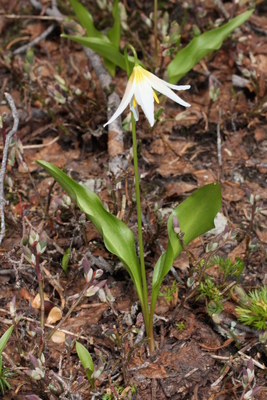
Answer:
131, 66, 159, 105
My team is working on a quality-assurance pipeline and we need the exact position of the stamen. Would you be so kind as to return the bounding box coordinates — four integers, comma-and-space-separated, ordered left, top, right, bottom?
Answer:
133, 97, 137, 107
153, 90, 159, 104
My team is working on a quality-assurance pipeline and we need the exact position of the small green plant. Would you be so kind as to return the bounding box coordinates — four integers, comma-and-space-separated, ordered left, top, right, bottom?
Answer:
0, 356, 12, 395
102, 383, 136, 400
197, 276, 223, 303
0, 326, 14, 395
159, 280, 178, 305
211, 255, 244, 284
76, 341, 104, 389
235, 286, 267, 330
175, 321, 186, 331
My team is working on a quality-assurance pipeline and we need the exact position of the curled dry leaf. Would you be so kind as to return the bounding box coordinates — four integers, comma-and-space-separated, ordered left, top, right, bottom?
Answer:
51, 330, 65, 344
46, 306, 62, 325
32, 293, 50, 309
21, 288, 31, 302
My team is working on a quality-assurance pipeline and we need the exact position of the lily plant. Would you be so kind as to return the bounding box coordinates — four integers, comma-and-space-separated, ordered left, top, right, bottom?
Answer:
37, 45, 221, 354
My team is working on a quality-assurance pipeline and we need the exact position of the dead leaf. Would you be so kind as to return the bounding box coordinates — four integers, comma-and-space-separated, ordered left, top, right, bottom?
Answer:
229, 238, 246, 262
157, 156, 194, 178
51, 330, 65, 343
193, 169, 217, 186
32, 293, 50, 309
222, 183, 245, 202
37, 177, 55, 198
254, 127, 267, 143
256, 228, 267, 244
129, 357, 167, 379
165, 182, 197, 197
108, 131, 124, 157
46, 306, 62, 324
21, 288, 31, 302
149, 139, 165, 155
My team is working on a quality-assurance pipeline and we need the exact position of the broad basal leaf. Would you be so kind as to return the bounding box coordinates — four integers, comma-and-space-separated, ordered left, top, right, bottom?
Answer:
168, 9, 254, 83
107, 0, 121, 48
106, 0, 121, 76
36, 161, 144, 309
61, 35, 129, 72
151, 183, 221, 315
69, 0, 103, 39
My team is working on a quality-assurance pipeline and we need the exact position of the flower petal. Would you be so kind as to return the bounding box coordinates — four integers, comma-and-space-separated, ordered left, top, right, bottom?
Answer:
103, 77, 136, 127
164, 83, 191, 91
134, 78, 155, 126
142, 70, 191, 108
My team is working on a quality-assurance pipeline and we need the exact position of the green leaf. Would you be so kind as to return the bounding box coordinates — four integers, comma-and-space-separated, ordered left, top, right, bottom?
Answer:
106, 0, 121, 76
69, 0, 103, 39
168, 9, 254, 83
36, 161, 144, 310
62, 247, 71, 277
107, 0, 121, 48
151, 183, 221, 315
0, 326, 13, 355
76, 341, 94, 380
68, 0, 120, 76
61, 35, 130, 72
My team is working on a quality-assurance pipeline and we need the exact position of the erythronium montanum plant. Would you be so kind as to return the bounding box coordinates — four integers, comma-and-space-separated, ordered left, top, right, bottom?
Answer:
37, 45, 221, 354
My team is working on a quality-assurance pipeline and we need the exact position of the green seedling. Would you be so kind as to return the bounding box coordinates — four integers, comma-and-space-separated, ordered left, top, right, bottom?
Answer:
0, 326, 14, 395
210, 255, 244, 284
175, 321, 186, 331
159, 280, 178, 305
102, 383, 136, 400
76, 342, 104, 389
197, 276, 223, 303
62, 247, 71, 277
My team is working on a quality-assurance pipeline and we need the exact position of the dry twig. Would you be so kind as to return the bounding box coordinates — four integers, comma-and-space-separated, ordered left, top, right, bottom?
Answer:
0, 93, 19, 245
13, 23, 57, 55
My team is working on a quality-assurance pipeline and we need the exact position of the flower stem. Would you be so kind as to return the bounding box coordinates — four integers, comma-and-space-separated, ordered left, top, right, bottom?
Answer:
124, 44, 139, 76
131, 114, 152, 346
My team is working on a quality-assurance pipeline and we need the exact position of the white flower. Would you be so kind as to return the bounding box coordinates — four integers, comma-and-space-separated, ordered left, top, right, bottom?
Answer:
104, 65, 190, 127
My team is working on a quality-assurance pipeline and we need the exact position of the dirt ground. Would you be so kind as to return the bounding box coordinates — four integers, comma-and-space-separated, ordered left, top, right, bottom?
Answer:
0, 0, 267, 399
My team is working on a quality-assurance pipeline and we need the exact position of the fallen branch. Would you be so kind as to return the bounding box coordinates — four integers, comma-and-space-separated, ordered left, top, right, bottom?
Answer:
0, 93, 19, 245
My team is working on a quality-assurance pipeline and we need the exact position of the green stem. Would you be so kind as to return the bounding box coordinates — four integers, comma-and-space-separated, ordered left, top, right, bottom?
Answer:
124, 44, 139, 77
131, 114, 150, 339
124, 43, 155, 352
154, 0, 158, 68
